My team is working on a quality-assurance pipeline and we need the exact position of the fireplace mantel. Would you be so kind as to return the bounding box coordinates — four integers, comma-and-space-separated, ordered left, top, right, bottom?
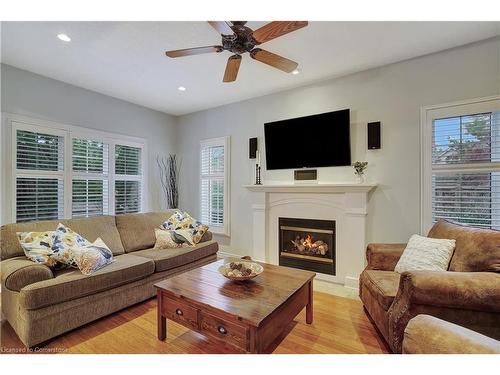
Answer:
244, 181, 377, 289
243, 182, 376, 194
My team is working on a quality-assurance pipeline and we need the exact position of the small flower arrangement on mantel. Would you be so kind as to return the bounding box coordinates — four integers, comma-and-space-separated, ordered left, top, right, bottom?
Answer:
353, 161, 368, 183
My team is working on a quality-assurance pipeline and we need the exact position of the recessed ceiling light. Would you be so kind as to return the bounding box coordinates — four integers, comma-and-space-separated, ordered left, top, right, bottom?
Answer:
292, 69, 300, 75
177, 86, 186, 91
57, 33, 71, 42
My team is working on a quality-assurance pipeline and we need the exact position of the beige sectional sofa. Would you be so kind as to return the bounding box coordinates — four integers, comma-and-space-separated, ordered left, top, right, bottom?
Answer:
0, 211, 218, 347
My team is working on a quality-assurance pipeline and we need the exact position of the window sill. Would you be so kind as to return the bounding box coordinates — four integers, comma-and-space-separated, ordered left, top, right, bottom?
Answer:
210, 227, 230, 237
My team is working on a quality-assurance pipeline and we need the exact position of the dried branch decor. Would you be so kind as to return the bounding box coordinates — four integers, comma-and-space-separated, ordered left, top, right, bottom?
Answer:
157, 154, 180, 209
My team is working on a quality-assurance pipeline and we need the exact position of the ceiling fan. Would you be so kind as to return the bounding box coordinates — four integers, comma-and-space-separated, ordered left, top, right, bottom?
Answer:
165, 21, 308, 82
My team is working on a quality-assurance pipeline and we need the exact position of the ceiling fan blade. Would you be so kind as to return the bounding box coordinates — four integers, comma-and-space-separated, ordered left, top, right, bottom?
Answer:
223, 55, 242, 82
252, 21, 308, 44
208, 21, 235, 36
250, 48, 298, 73
165, 46, 223, 58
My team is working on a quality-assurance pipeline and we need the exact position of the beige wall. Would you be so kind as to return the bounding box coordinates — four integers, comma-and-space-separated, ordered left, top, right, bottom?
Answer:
176, 38, 500, 255
1, 64, 177, 224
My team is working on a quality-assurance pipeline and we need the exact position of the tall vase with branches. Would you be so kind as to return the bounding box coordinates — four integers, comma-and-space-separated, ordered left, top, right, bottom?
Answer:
157, 154, 180, 209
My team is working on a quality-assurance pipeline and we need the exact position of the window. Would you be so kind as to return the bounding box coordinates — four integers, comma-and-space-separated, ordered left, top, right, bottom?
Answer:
422, 97, 500, 232
15, 128, 65, 222
200, 136, 230, 235
12, 118, 145, 223
114, 145, 142, 215
72, 138, 109, 218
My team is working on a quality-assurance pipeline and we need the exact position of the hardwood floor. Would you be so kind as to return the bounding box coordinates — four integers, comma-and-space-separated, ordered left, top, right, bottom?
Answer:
0, 291, 390, 354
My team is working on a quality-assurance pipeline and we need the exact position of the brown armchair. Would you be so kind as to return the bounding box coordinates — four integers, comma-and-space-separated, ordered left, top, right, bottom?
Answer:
359, 219, 500, 353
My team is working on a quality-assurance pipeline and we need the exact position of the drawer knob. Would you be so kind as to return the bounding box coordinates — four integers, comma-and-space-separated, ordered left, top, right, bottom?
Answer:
218, 325, 227, 335
175, 308, 183, 316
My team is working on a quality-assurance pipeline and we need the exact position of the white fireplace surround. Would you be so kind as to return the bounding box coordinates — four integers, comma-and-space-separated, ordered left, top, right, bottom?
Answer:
244, 183, 377, 289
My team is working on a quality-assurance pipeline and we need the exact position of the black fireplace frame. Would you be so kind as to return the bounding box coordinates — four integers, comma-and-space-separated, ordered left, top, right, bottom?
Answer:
278, 217, 336, 275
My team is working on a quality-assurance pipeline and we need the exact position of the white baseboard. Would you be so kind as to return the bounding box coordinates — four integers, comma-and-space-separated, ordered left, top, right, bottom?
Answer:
344, 276, 360, 290
217, 250, 241, 259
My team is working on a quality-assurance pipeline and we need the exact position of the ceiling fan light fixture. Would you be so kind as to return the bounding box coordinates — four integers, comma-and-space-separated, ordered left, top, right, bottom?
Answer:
177, 86, 186, 91
57, 33, 71, 42
164, 21, 308, 83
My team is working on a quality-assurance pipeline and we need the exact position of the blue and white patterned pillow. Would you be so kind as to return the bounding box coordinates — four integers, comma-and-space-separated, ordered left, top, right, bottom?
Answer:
18, 230, 58, 267
161, 210, 189, 230
160, 211, 208, 245
50, 223, 91, 267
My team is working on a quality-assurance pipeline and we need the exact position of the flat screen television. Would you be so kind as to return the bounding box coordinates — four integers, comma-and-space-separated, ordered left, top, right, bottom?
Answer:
264, 109, 351, 170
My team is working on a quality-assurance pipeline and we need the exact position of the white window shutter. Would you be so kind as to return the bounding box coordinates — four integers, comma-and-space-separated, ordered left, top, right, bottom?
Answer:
13, 119, 146, 223
115, 144, 141, 176
15, 129, 65, 222
72, 138, 110, 218
432, 111, 500, 229
16, 178, 64, 222
200, 137, 229, 234
16, 130, 64, 171
115, 180, 141, 214
72, 138, 108, 174
114, 144, 142, 214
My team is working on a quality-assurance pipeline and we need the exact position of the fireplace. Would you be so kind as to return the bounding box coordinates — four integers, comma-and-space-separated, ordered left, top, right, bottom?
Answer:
279, 217, 336, 275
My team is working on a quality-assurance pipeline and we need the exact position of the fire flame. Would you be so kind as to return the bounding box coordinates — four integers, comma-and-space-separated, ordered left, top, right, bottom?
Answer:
302, 234, 313, 248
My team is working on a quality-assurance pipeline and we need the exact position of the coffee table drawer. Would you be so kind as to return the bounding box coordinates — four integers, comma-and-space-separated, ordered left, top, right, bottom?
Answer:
199, 311, 248, 350
163, 297, 199, 330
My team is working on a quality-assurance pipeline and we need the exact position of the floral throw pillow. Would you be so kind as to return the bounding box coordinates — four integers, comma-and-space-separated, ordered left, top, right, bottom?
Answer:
70, 238, 114, 275
191, 224, 209, 244
18, 230, 57, 267
51, 223, 91, 267
161, 210, 193, 230
160, 211, 209, 245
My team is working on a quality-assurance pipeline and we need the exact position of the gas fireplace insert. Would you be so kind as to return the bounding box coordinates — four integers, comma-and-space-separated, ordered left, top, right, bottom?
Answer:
279, 217, 335, 275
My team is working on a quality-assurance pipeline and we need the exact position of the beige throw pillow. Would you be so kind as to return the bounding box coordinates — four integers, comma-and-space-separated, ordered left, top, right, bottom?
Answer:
395, 234, 456, 273
70, 238, 114, 275
154, 228, 190, 249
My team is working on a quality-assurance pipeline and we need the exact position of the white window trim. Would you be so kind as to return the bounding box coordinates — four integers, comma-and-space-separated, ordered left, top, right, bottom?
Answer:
200, 136, 231, 236
420, 95, 500, 233
6, 113, 147, 222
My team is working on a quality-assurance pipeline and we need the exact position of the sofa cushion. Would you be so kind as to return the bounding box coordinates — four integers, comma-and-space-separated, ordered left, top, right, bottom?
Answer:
428, 219, 500, 272
19, 253, 155, 310
360, 270, 401, 310
132, 240, 218, 273
115, 211, 176, 253
1, 215, 125, 260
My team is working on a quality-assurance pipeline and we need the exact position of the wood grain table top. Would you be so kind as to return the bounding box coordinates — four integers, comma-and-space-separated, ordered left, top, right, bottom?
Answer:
154, 259, 315, 327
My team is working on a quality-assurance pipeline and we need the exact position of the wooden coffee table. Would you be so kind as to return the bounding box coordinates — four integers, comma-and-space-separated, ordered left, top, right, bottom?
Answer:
154, 259, 315, 353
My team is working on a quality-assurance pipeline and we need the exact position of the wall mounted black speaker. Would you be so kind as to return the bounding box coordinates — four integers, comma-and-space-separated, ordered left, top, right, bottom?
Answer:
367, 122, 381, 149
249, 137, 258, 159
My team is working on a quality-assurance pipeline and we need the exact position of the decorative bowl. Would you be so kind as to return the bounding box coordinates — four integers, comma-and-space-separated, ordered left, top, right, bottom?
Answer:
218, 259, 264, 281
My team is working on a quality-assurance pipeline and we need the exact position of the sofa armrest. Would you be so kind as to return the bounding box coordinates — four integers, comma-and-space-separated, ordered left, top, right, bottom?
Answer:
0, 257, 54, 292
366, 243, 406, 271
399, 270, 500, 312
403, 314, 500, 354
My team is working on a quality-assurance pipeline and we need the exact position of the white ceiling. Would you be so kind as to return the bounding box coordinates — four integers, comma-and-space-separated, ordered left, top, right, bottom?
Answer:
1, 21, 499, 116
